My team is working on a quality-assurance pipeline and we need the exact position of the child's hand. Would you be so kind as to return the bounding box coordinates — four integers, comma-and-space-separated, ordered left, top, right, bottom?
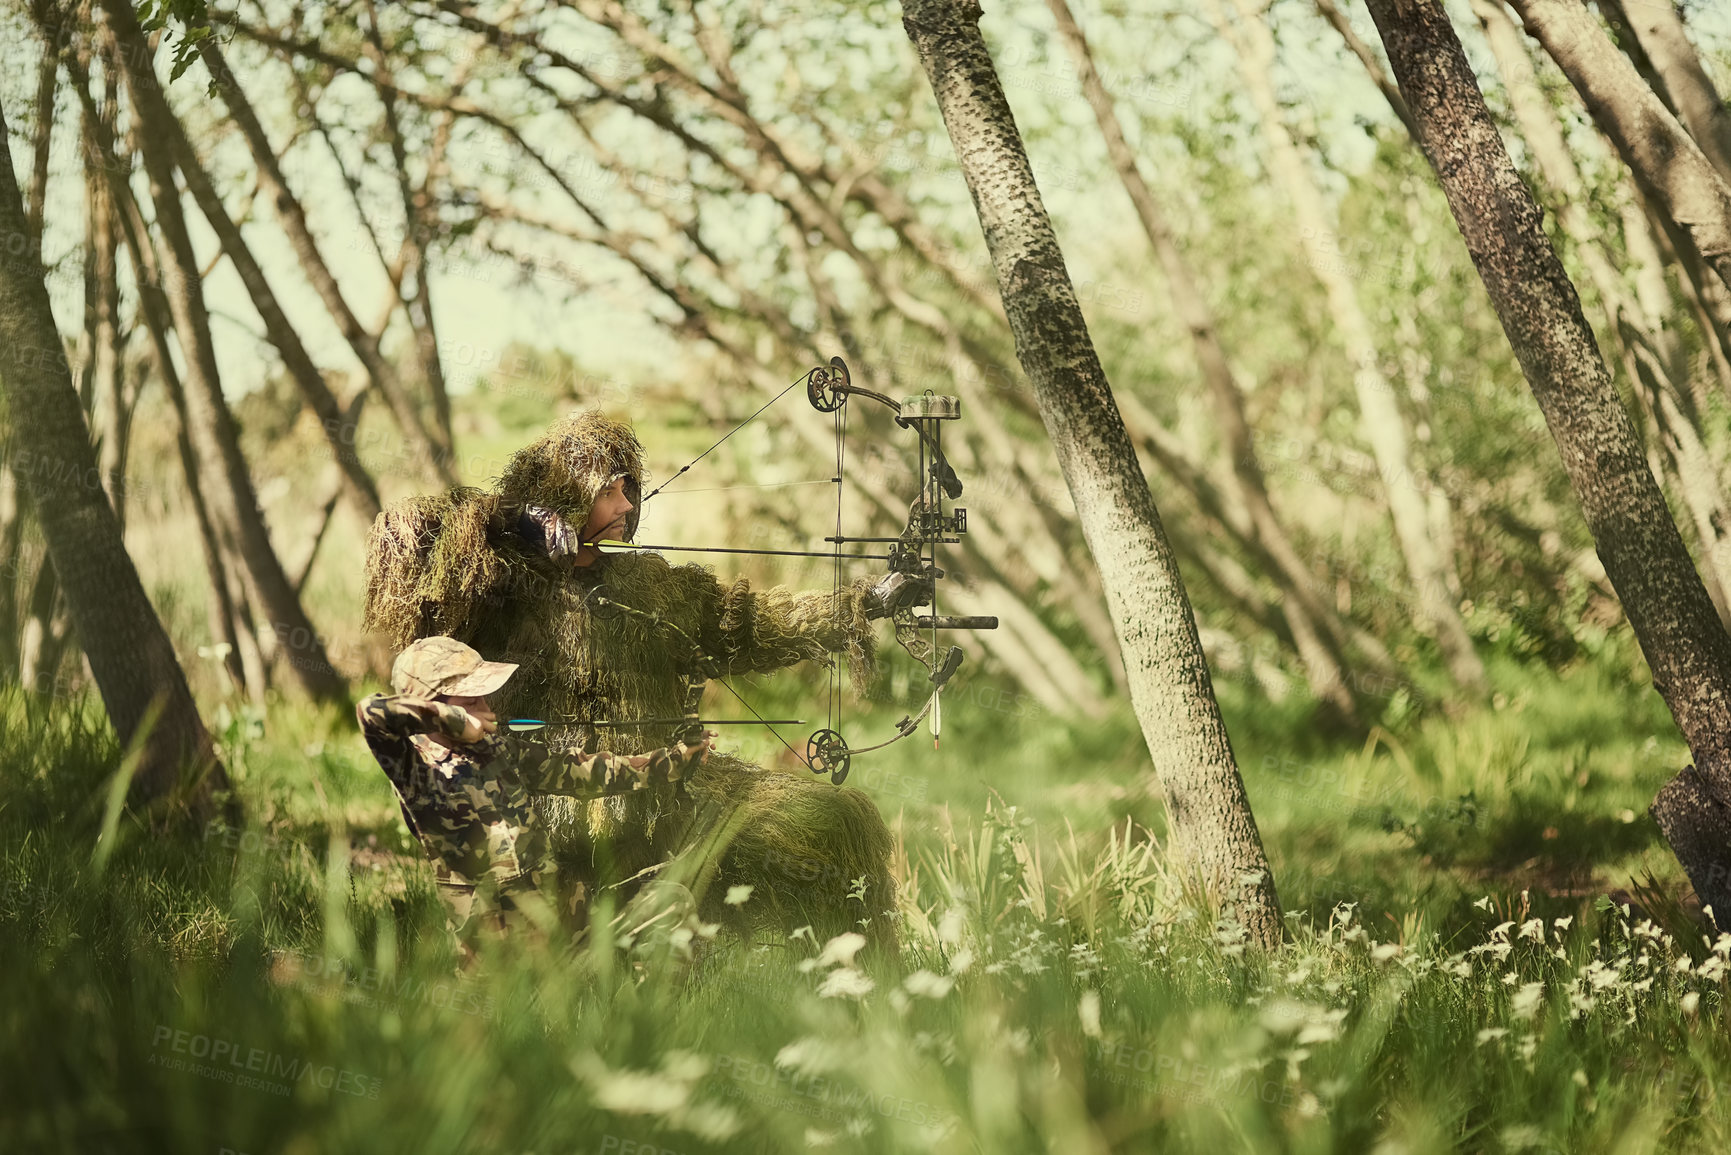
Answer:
443, 696, 498, 744
453, 710, 492, 744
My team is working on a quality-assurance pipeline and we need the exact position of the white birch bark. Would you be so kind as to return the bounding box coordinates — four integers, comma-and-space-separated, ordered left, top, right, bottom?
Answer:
902, 0, 1283, 947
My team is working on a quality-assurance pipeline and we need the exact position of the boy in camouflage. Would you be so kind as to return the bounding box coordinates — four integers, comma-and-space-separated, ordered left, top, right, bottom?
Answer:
357, 634, 711, 948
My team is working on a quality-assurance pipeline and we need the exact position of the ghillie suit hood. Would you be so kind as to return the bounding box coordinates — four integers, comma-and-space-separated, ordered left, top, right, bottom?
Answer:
363, 411, 646, 650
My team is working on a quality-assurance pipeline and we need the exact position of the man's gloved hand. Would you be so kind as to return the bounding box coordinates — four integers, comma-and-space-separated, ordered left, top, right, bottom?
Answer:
865, 570, 934, 620
517, 504, 579, 565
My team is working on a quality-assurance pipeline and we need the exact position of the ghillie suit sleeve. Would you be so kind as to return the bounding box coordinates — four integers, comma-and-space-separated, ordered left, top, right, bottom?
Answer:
673, 566, 881, 695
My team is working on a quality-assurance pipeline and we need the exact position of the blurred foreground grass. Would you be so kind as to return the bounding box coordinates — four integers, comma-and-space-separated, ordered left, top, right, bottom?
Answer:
1, 634, 1727, 1153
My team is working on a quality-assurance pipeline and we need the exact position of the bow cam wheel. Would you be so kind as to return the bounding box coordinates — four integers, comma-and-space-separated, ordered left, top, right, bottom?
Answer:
806, 728, 851, 785
806, 358, 850, 413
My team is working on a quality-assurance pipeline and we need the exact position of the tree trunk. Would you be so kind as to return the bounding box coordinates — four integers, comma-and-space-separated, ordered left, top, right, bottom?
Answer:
0, 91, 226, 808
1599, 0, 1731, 186
1472, 0, 1731, 628
3, 5, 63, 669
0, 467, 22, 670
901, 0, 1283, 948
1211, 0, 1486, 696
193, 37, 459, 490
156, 91, 383, 524
1504, 0, 1731, 299
65, 42, 259, 700
1045, 0, 1363, 722
1366, 0, 1731, 918
23, 0, 59, 250
362, 0, 455, 458
86, 84, 127, 529
100, 0, 346, 702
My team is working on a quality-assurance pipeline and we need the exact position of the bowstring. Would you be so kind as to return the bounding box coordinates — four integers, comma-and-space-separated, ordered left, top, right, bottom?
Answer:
712, 676, 814, 771
637, 371, 811, 509
829, 397, 849, 743
623, 364, 838, 769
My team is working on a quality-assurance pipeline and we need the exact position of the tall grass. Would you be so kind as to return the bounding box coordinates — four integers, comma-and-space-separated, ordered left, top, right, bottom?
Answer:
0, 641, 1725, 1153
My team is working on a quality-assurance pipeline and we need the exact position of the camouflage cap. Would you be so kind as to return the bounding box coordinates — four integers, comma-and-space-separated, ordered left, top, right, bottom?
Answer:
391, 636, 518, 698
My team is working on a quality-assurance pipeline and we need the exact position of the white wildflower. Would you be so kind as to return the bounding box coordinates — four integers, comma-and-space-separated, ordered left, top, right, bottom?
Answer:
817, 967, 876, 1000
570, 1050, 739, 1140
1476, 1027, 1508, 1045
1501, 1123, 1545, 1149
1474, 896, 1494, 912
776, 1036, 846, 1075
904, 970, 955, 1000
723, 885, 754, 907
1518, 919, 1545, 943
1297, 1008, 1348, 1046
1371, 942, 1402, 963
814, 932, 868, 969
1490, 921, 1516, 940
936, 907, 966, 946
1680, 991, 1701, 1015
1553, 916, 1574, 933
1511, 982, 1545, 1021
1077, 990, 1102, 1038
948, 946, 975, 975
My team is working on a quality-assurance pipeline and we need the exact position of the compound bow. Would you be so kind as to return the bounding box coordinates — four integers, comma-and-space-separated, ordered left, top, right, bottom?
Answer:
586, 357, 996, 785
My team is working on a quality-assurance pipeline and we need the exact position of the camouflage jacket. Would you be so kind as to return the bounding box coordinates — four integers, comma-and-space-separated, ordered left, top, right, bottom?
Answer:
356, 692, 699, 937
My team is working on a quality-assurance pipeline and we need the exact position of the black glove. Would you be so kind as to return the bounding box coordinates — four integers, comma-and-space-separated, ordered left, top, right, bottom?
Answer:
865, 570, 933, 620
517, 504, 578, 563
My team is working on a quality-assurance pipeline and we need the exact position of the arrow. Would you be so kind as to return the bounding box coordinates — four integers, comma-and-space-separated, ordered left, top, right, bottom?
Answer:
589, 538, 892, 562
508, 717, 805, 732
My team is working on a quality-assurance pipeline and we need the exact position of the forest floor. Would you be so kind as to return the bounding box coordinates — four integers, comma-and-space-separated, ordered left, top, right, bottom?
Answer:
1, 632, 1726, 1153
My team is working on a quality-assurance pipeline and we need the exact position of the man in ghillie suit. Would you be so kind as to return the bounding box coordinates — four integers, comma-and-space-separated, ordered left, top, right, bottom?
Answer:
363, 411, 899, 952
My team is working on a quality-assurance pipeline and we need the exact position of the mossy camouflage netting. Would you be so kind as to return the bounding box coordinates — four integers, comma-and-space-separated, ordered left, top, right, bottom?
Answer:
362, 411, 897, 948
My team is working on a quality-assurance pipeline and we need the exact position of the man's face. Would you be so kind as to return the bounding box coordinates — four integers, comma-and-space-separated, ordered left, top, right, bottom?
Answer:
575, 476, 635, 568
